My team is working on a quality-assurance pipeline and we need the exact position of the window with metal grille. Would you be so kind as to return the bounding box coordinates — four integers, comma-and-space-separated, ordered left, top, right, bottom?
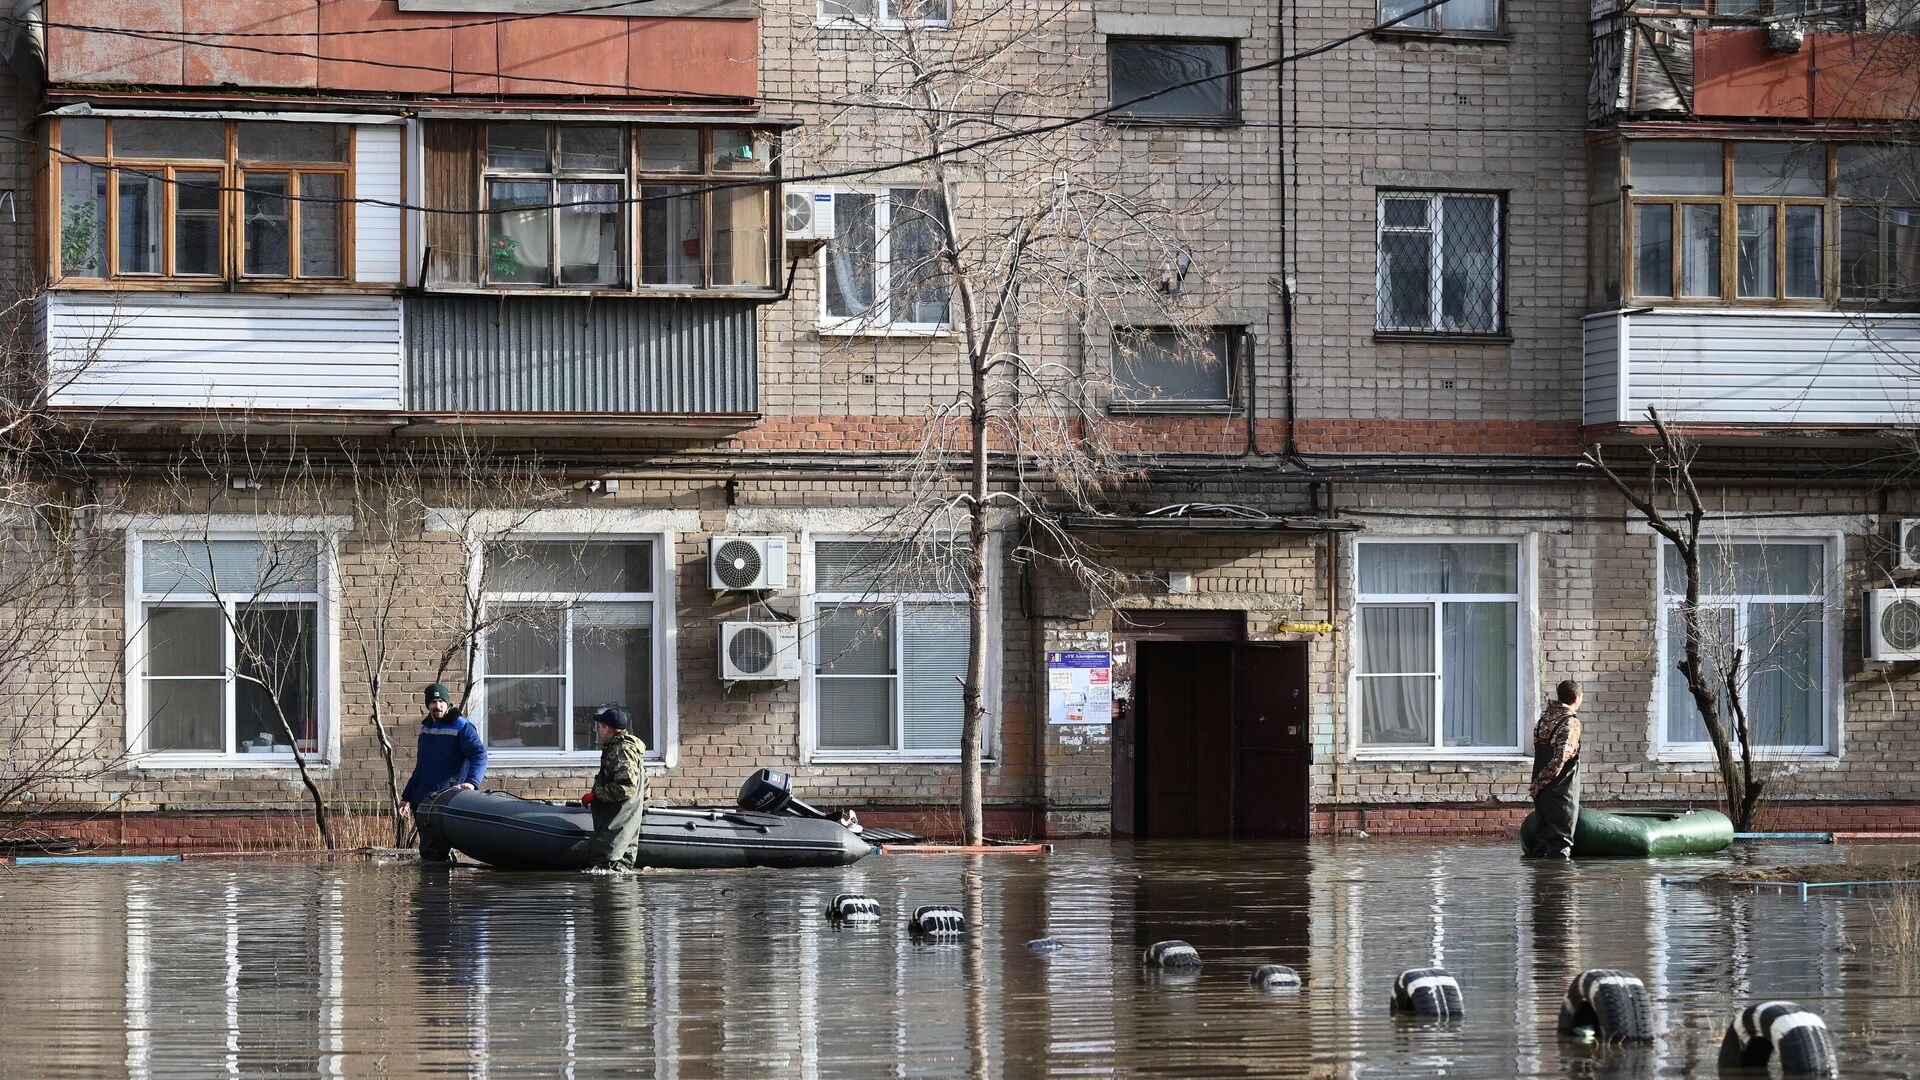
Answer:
809, 538, 975, 757
1375, 192, 1503, 334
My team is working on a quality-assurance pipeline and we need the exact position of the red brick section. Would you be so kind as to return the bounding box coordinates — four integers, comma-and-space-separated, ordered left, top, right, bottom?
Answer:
1309, 801, 1920, 837
726, 417, 1584, 456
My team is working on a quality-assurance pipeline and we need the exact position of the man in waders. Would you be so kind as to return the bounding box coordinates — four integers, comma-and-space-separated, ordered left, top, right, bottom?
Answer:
1527, 680, 1582, 858
579, 706, 647, 871
399, 683, 488, 863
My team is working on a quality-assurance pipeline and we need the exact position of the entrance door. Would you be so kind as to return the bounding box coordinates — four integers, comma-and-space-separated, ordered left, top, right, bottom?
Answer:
1135, 640, 1309, 838
1232, 643, 1311, 838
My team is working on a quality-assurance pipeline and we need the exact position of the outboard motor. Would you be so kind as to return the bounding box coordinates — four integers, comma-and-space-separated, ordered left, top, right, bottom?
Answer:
738, 768, 796, 814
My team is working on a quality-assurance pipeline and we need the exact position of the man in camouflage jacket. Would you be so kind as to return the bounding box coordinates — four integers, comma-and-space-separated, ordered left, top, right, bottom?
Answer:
579, 706, 648, 871
1526, 680, 1583, 858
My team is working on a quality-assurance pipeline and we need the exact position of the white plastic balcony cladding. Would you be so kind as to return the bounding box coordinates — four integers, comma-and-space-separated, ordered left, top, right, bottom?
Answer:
1582, 309, 1920, 426
353, 124, 404, 284
44, 293, 405, 410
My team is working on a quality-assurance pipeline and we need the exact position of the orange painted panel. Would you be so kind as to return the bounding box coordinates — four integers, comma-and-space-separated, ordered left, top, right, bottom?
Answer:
627, 19, 759, 100
184, 0, 319, 89
45, 0, 760, 100
496, 16, 631, 95
1692, 29, 1812, 119
318, 0, 456, 95
46, 0, 185, 86
1811, 34, 1920, 121
451, 21, 500, 96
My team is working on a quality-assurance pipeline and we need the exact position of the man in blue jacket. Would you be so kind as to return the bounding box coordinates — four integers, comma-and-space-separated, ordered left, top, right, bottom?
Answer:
399, 683, 488, 862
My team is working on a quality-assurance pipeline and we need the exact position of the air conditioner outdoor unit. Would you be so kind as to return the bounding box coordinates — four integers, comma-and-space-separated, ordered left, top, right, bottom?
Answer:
709, 535, 789, 592
1898, 520, 1920, 570
720, 621, 802, 681
784, 186, 836, 242
1865, 588, 1920, 661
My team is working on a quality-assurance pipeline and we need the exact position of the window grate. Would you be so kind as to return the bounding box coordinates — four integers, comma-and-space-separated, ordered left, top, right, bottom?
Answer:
1376, 192, 1503, 334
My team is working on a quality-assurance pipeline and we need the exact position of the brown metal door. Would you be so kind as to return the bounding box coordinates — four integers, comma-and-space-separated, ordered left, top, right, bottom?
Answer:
1139, 642, 1234, 837
1231, 642, 1311, 839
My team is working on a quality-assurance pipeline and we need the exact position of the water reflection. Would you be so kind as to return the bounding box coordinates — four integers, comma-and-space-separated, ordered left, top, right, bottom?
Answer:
0, 841, 1915, 1077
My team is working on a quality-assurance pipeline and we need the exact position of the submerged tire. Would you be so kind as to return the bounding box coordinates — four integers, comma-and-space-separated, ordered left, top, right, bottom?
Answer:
1142, 940, 1203, 971
1717, 1002, 1837, 1077
826, 893, 880, 922
908, 905, 965, 937
1251, 964, 1302, 990
1390, 967, 1463, 1019
1557, 969, 1653, 1043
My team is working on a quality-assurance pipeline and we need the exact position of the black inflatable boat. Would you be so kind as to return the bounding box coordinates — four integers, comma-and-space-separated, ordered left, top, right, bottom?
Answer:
416, 770, 873, 871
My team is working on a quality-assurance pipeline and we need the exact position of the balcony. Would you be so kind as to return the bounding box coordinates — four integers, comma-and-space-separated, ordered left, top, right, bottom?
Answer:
1582, 307, 1920, 428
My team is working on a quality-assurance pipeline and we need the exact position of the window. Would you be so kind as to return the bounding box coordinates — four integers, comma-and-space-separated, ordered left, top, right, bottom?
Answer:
822, 187, 951, 332
1380, 0, 1502, 33
455, 122, 774, 292
1375, 192, 1503, 334
131, 536, 326, 761
1658, 541, 1829, 753
820, 0, 951, 26
1107, 39, 1238, 122
1623, 139, 1920, 307
810, 539, 973, 757
479, 539, 660, 756
1353, 540, 1522, 752
1110, 328, 1238, 411
1837, 144, 1920, 304
53, 117, 348, 284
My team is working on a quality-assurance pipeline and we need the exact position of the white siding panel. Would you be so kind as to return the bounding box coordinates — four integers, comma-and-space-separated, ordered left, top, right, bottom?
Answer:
354, 125, 404, 284
1606, 309, 1920, 426
1582, 313, 1620, 426
44, 293, 404, 410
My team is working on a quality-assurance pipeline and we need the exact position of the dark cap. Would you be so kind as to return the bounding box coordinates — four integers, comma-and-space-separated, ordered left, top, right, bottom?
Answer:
425, 683, 452, 705
594, 706, 631, 731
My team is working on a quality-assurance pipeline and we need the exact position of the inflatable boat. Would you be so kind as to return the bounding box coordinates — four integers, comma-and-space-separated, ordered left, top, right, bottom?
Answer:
418, 771, 873, 871
1520, 806, 1734, 857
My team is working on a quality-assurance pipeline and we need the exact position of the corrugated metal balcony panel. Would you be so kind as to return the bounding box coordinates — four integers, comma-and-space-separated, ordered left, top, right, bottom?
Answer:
406, 296, 758, 414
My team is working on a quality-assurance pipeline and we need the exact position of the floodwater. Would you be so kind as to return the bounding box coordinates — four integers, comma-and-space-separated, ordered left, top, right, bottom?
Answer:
0, 839, 1916, 1078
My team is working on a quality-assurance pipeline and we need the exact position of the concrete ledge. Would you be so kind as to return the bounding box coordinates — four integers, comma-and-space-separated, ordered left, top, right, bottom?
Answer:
1094, 13, 1251, 39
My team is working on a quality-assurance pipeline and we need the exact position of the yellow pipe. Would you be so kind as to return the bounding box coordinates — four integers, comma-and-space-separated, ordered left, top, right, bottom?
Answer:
1275, 621, 1335, 635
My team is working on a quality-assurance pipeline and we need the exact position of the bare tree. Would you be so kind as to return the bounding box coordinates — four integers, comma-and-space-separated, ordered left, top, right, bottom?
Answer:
1587, 408, 1838, 829
794, 3, 1225, 841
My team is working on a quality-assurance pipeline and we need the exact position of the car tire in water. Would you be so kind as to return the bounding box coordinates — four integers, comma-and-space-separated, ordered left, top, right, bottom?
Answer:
1716, 1001, 1837, 1078
1557, 969, 1653, 1043
1390, 967, 1463, 1019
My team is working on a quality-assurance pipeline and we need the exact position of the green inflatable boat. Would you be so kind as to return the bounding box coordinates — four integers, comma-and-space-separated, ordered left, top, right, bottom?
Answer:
1520, 807, 1734, 857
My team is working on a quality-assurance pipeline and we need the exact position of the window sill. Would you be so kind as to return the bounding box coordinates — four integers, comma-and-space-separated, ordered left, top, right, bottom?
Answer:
1654, 749, 1837, 765
133, 755, 333, 771
50, 280, 395, 295
815, 18, 952, 30
810, 754, 989, 765
487, 753, 668, 769
1373, 330, 1513, 345
818, 324, 954, 339
1350, 750, 1531, 763
1107, 403, 1240, 417
1105, 116, 1245, 130
1369, 28, 1513, 45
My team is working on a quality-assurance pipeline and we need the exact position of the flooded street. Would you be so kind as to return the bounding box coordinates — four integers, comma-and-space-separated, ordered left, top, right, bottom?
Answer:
1, 839, 1916, 1078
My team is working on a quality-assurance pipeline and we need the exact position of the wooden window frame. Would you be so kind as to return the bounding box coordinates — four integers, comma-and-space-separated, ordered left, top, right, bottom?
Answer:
48, 118, 355, 288
471, 122, 780, 296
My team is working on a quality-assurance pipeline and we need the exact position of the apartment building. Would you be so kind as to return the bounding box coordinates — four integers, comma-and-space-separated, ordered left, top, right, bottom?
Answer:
5, 0, 1919, 843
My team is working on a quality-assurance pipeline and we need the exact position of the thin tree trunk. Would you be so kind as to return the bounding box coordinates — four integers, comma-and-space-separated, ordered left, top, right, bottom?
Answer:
962, 394, 989, 846
368, 686, 406, 848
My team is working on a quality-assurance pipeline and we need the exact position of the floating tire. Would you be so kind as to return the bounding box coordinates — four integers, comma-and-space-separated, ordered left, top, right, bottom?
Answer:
908, 905, 965, 937
1717, 1001, 1837, 1077
1557, 969, 1653, 1043
1251, 964, 1302, 990
1142, 940, 1203, 971
826, 893, 880, 922
1025, 938, 1064, 952
1390, 967, 1464, 1019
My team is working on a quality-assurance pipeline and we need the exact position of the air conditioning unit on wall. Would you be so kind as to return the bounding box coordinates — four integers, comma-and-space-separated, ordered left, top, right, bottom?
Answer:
784, 186, 836, 242
1898, 520, 1920, 570
1865, 588, 1920, 662
709, 536, 789, 592
720, 621, 801, 681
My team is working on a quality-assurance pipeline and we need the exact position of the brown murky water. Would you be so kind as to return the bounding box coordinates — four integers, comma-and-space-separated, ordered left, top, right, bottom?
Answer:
0, 839, 1916, 1078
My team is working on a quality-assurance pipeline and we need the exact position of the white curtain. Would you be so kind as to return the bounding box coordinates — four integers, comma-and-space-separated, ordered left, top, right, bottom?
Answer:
1359, 605, 1433, 745
1441, 602, 1517, 748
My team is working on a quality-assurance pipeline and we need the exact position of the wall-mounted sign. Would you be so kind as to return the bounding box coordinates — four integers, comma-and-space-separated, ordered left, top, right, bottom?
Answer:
1047, 651, 1112, 726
